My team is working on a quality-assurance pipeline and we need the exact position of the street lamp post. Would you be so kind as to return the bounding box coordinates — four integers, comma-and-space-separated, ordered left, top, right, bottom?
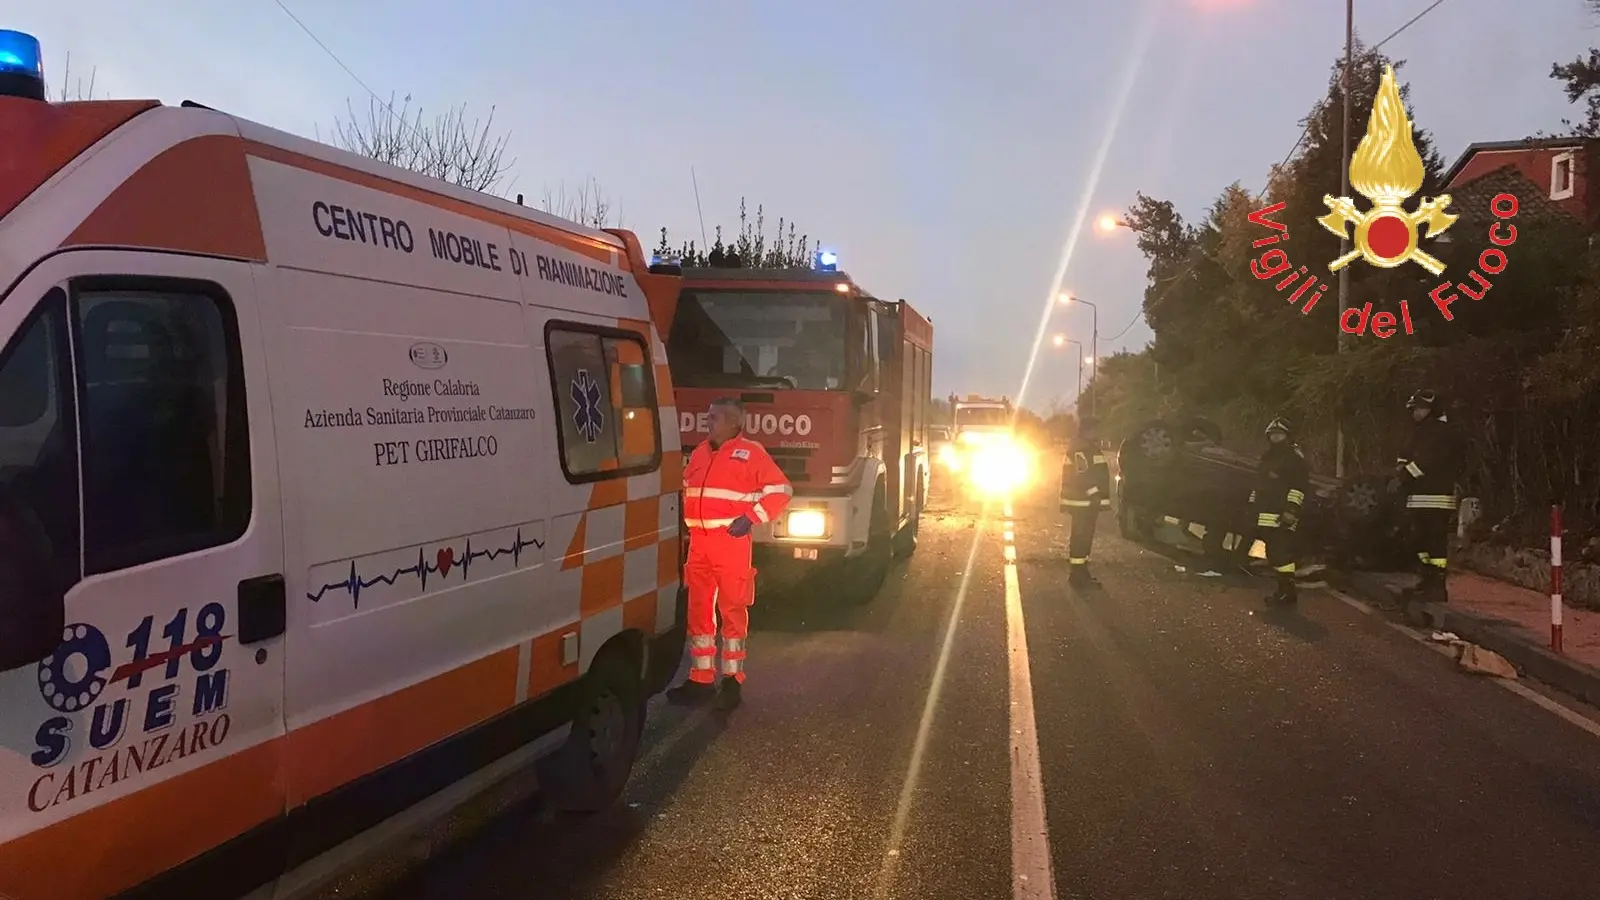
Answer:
1058, 293, 1098, 417
1052, 335, 1085, 405
1335, 0, 1354, 479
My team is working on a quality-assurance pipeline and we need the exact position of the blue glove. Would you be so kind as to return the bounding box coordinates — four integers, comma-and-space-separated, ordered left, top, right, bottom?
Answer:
728, 515, 754, 537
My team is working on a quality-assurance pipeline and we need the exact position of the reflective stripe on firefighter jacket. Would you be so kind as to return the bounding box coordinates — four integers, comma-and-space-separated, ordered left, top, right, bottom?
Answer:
1398, 413, 1462, 511
683, 434, 794, 531
1060, 436, 1111, 510
1251, 441, 1309, 529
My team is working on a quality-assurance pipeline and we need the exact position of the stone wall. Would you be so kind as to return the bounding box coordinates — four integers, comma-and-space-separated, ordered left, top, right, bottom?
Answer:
1452, 538, 1600, 611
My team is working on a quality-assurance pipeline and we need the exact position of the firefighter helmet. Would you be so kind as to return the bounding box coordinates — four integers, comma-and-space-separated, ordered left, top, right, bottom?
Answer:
1264, 416, 1292, 437
1406, 389, 1438, 411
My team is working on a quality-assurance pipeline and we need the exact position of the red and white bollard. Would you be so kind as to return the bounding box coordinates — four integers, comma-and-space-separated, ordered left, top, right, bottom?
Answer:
1552, 504, 1564, 654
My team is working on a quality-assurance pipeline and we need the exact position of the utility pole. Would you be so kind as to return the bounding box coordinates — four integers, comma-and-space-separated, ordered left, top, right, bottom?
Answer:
1091, 311, 1099, 419
1068, 339, 1084, 406
1335, 0, 1354, 479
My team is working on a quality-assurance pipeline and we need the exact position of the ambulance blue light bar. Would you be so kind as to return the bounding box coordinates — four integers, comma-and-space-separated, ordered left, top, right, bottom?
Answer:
0, 30, 46, 101
816, 249, 839, 272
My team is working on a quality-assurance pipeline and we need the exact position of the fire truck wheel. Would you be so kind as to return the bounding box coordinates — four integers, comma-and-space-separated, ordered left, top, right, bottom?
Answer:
845, 483, 893, 603
537, 644, 645, 813
893, 475, 924, 558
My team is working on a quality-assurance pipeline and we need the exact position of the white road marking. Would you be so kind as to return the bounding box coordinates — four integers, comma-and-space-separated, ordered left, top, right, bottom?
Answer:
1499, 679, 1600, 737
1325, 588, 1600, 740
1002, 502, 1058, 900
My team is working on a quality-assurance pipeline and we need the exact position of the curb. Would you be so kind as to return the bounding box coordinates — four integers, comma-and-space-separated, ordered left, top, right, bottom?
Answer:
1330, 569, 1600, 709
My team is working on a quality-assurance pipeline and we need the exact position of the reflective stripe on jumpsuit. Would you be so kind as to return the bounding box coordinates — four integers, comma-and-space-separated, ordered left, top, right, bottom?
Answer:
685, 529, 756, 683
682, 435, 792, 684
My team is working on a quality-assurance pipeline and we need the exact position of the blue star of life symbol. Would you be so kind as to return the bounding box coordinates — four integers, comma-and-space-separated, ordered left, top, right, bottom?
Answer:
571, 368, 605, 443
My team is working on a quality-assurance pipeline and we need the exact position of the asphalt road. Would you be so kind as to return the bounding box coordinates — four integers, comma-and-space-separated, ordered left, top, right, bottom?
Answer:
323, 482, 1600, 900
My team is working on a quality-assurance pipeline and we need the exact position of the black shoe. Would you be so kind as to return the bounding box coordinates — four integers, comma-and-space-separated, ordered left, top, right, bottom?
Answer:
1265, 590, 1297, 607
666, 681, 716, 707
1266, 575, 1297, 606
714, 679, 742, 712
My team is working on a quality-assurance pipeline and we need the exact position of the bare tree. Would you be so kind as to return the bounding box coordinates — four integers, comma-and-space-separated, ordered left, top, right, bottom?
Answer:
50, 52, 99, 101
324, 93, 515, 195
540, 177, 617, 229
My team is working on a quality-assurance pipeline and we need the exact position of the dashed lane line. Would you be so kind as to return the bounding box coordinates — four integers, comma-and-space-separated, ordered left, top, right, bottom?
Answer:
1002, 502, 1057, 900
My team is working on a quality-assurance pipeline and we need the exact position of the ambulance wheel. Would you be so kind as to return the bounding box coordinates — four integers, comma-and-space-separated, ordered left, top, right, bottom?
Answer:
539, 645, 644, 813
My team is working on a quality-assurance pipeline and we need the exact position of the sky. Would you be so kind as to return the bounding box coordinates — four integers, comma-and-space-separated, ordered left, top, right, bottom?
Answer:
12, 0, 1597, 411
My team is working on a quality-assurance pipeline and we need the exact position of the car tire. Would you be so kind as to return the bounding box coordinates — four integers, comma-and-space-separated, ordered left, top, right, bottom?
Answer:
1128, 420, 1178, 466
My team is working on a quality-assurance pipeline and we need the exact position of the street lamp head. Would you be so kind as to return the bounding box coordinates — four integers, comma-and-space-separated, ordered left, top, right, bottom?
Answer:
1084, 356, 1094, 366
1095, 213, 1122, 234
1052, 334, 1066, 348
1057, 292, 1072, 305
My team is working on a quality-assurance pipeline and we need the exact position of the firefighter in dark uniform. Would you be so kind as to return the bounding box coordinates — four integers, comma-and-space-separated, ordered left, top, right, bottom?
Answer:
1393, 388, 1462, 609
1060, 416, 1112, 587
1251, 417, 1309, 605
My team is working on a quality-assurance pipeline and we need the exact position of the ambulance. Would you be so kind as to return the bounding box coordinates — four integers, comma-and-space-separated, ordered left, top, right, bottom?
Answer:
0, 30, 686, 900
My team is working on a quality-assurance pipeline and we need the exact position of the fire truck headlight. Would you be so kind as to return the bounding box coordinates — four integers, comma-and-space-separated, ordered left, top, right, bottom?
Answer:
786, 509, 828, 539
938, 444, 958, 468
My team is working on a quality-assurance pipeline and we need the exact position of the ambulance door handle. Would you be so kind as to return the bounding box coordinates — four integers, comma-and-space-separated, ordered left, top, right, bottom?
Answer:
237, 574, 287, 644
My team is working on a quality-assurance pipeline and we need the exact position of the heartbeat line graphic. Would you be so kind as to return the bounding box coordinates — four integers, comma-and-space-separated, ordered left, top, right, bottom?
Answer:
307, 528, 546, 607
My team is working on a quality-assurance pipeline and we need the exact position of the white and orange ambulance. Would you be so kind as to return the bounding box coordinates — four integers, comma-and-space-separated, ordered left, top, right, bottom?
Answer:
0, 30, 686, 900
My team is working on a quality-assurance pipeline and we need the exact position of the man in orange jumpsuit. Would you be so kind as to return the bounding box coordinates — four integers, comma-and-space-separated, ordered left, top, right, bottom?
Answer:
667, 397, 793, 711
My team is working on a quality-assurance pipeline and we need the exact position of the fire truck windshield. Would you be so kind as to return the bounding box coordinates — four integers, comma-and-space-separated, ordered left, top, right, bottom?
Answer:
667, 290, 849, 390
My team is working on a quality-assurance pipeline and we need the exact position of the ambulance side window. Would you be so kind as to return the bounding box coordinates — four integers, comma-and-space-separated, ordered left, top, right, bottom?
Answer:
546, 323, 662, 483
73, 283, 251, 576
0, 291, 81, 590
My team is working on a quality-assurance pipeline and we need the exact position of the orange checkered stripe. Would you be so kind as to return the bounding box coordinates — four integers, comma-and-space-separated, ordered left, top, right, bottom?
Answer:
555, 317, 683, 673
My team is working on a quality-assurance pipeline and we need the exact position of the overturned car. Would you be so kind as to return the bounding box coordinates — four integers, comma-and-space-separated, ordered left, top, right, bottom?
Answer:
1114, 416, 1404, 567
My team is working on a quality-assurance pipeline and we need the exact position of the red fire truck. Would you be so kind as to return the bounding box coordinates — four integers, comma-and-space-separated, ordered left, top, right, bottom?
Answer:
658, 262, 933, 600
